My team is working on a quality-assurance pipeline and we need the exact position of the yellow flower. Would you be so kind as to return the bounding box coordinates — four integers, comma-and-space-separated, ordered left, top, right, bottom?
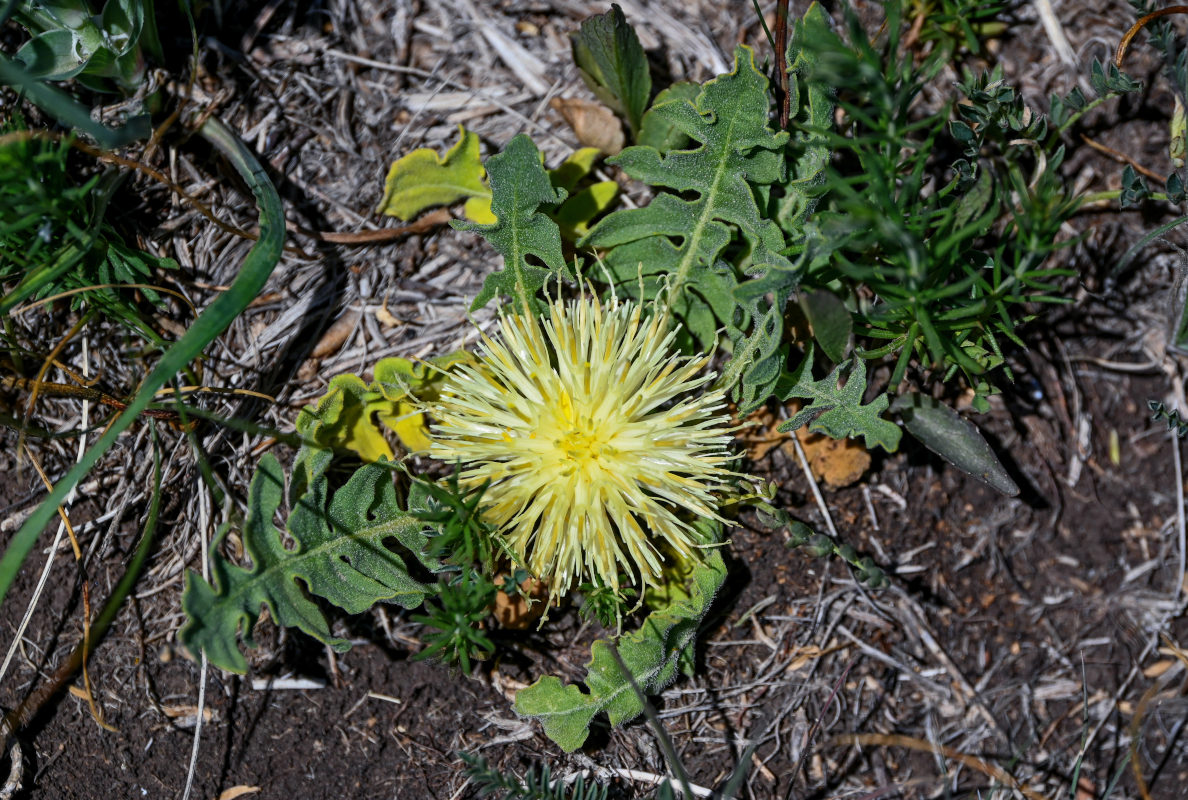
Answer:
428, 292, 736, 602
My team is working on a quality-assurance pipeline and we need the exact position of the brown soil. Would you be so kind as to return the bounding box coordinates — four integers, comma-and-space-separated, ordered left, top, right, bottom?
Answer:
4, 1, 1188, 799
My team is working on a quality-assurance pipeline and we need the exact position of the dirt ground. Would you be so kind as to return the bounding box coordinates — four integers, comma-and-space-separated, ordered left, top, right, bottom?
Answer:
4, 0, 1188, 798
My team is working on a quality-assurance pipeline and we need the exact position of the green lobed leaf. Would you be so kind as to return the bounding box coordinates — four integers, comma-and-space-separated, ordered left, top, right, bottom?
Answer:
514, 549, 727, 752
776, 346, 901, 452
582, 45, 791, 350
293, 350, 478, 499
891, 393, 1018, 496
376, 125, 490, 222
452, 134, 568, 315
548, 147, 619, 240
180, 453, 440, 674
721, 303, 786, 415
725, 3, 834, 412
295, 373, 395, 467
571, 3, 651, 138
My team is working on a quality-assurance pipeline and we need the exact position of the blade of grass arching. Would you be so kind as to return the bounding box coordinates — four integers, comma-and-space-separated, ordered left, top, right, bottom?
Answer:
0, 115, 284, 609
0, 421, 162, 740
0, 53, 150, 149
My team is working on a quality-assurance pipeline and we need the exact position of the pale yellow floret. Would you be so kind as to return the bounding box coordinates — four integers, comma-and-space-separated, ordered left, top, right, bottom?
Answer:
429, 291, 736, 603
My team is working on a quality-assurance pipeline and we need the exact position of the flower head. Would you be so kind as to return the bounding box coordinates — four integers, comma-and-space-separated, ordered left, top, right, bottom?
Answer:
428, 292, 736, 602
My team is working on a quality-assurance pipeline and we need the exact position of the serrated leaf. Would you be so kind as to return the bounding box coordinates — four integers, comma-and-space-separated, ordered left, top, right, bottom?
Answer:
891, 393, 1018, 496
777, 347, 901, 451
514, 549, 726, 751
452, 135, 568, 314
571, 3, 651, 137
376, 125, 490, 221
180, 454, 438, 674
726, 0, 835, 409
582, 45, 791, 349
721, 304, 785, 414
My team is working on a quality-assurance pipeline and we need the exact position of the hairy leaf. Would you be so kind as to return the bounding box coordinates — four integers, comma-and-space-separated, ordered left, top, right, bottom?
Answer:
725, 4, 836, 413
293, 351, 476, 498
582, 45, 791, 350
514, 549, 726, 752
777, 347, 901, 452
891, 393, 1018, 496
453, 135, 568, 314
637, 82, 700, 152
571, 3, 651, 138
180, 454, 439, 674
777, 2, 836, 235
376, 125, 492, 223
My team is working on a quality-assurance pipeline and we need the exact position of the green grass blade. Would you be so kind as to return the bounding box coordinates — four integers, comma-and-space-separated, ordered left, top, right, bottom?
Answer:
1113, 213, 1188, 276
0, 116, 284, 608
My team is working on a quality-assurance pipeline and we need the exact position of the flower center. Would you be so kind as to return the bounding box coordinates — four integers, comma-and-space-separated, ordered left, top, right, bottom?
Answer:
557, 427, 609, 464
547, 389, 620, 475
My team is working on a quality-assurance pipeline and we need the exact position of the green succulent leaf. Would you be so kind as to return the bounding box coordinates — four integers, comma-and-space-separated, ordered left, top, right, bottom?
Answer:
15, 30, 90, 80
452, 134, 568, 315
777, 347, 901, 452
514, 549, 726, 752
180, 454, 440, 674
571, 3, 651, 138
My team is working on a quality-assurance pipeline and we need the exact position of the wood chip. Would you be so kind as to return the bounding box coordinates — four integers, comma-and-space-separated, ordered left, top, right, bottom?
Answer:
311, 309, 361, 359
216, 787, 261, 800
